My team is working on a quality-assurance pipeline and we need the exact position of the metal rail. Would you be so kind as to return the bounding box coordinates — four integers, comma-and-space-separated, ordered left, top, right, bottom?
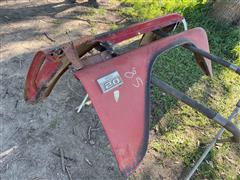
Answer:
187, 45, 240, 75
151, 75, 240, 141
154, 30, 240, 75
185, 100, 240, 180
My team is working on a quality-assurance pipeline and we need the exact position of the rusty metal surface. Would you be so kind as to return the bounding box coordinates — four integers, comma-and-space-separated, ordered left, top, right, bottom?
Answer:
24, 13, 184, 103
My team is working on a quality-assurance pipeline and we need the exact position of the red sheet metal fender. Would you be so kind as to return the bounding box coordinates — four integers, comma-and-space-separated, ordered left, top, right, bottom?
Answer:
24, 13, 185, 103
74, 27, 212, 176
97, 13, 184, 43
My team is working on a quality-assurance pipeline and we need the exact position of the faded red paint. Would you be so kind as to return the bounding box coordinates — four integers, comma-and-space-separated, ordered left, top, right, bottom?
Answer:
74, 28, 211, 176
24, 13, 185, 103
97, 13, 184, 44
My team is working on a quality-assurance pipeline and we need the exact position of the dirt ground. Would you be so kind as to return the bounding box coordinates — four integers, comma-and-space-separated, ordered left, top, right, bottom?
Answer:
0, 1, 183, 179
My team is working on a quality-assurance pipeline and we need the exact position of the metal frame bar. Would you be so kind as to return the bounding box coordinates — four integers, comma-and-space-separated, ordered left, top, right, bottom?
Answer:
185, 100, 240, 180
186, 45, 240, 74
151, 76, 240, 141
154, 30, 240, 75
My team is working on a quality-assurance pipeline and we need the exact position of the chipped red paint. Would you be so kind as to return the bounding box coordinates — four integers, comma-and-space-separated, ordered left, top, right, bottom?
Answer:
96, 13, 184, 44
24, 51, 48, 103
24, 50, 67, 103
74, 28, 211, 176
24, 13, 185, 103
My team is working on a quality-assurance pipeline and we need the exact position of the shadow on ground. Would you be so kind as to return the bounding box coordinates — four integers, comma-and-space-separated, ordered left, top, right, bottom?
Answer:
0, 1, 101, 25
